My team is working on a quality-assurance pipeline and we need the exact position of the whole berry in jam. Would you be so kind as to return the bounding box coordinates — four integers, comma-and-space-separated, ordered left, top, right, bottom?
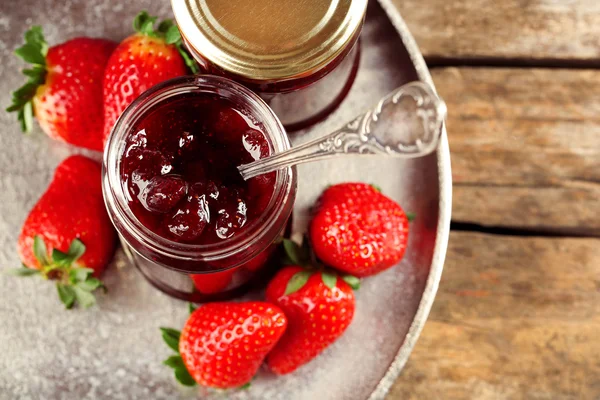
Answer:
120, 94, 275, 244
242, 129, 270, 160
215, 187, 247, 240
166, 191, 210, 241
140, 175, 187, 214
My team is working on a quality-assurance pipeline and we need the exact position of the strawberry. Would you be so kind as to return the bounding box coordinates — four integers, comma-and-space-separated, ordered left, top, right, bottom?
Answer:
10, 155, 117, 308
190, 269, 235, 294
241, 246, 275, 272
160, 302, 287, 388
265, 239, 358, 375
310, 183, 410, 277
6, 26, 117, 151
102, 11, 199, 144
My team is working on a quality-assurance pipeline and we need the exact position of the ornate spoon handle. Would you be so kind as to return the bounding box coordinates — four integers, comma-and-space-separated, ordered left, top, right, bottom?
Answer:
238, 81, 447, 180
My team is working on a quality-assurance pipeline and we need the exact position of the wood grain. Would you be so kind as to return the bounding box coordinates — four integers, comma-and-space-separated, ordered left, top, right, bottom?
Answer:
431, 67, 600, 234
389, 0, 600, 63
387, 231, 600, 400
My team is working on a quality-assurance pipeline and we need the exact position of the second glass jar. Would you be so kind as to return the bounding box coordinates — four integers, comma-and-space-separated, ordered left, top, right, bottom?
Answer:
172, 0, 368, 131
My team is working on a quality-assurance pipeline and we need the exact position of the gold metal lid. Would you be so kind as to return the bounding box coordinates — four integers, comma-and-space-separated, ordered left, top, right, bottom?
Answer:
171, 0, 367, 81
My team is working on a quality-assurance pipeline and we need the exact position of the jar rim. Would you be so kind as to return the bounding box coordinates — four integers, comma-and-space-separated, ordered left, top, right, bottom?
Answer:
172, 0, 367, 82
102, 75, 296, 263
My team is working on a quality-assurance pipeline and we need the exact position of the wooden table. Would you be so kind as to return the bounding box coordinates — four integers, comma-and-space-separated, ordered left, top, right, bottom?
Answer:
386, 1, 600, 398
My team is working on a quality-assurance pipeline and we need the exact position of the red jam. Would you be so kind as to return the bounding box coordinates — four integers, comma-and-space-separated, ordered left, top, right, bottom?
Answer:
120, 94, 276, 245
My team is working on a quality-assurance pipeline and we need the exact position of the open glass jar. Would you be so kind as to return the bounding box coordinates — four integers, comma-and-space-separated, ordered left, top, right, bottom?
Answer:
102, 75, 296, 302
172, 0, 368, 131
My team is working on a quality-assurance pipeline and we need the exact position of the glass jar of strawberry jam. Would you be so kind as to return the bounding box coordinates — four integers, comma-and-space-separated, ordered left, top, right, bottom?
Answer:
102, 75, 296, 302
171, 0, 367, 131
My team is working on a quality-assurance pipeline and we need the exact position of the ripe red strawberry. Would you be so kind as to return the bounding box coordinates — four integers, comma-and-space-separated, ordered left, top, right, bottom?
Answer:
6, 26, 117, 151
265, 240, 358, 375
160, 302, 287, 388
11, 155, 117, 308
190, 269, 235, 294
103, 11, 199, 144
310, 183, 410, 277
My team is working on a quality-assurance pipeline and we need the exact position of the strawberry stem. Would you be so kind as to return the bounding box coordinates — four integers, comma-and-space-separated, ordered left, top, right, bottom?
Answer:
280, 238, 361, 292
341, 274, 361, 290
132, 11, 200, 74
7, 26, 48, 133
11, 235, 105, 309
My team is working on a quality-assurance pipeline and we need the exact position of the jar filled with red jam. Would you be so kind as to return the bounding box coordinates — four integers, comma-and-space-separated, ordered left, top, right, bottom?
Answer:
171, 0, 367, 131
103, 75, 296, 302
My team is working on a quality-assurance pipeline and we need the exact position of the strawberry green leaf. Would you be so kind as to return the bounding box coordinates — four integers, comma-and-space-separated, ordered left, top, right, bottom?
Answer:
70, 267, 94, 283
133, 11, 150, 32
8, 26, 48, 133
14, 43, 46, 65
188, 302, 197, 314
321, 271, 337, 289
24, 26, 47, 52
163, 353, 196, 386
57, 283, 76, 309
139, 17, 158, 36
283, 239, 302, 265
158, 20, 174, 34
370, 184, 382, 193
33, 236, 49, 266
342, 274, 360, 290
160, 327, 181, 352
177, 46, 200, 74
239, 382, 251, 390
174, 366, 197, 386
52, 248, 71, 266
19, 102, 34, 132
5, 267, 39, 276
22, 66, 46, 84
163, 355, 185, 369
281, 253, 294, 266
12, 82, 39, 102
406, 212, 416, 222
23, 26, 48, 54
284, 270, 311, 295
73, 286, 96, 308
67, 239, 86, 262
165, 25, 180, 44
5, 104, 21, 112
76, 278, 102, 292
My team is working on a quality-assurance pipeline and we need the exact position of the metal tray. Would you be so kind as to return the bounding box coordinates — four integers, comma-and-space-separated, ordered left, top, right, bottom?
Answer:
0, 1, 451, 399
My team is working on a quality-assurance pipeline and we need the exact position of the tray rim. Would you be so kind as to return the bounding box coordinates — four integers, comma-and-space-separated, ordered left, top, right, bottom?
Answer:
367, 2, 453, 399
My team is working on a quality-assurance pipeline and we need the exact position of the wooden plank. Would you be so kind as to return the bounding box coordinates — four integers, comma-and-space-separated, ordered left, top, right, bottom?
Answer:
388, 0, 600, 63
388, 231, 600, 400
431, 67, 600, 234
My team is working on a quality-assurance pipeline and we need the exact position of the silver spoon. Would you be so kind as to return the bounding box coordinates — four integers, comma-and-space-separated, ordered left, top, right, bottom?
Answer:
238, 81, 447, 180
